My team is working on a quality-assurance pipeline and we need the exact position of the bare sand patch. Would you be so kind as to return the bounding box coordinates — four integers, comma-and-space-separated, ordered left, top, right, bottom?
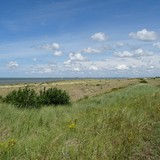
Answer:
0, 78, 159, 101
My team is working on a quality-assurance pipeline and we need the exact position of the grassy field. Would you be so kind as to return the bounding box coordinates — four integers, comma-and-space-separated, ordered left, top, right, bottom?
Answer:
0, 78, 150, 101
0, 78, 160, 159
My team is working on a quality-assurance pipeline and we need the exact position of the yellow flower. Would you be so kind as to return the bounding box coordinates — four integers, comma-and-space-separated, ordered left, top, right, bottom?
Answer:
69, 123, 76, 129
8, 139, 16, 147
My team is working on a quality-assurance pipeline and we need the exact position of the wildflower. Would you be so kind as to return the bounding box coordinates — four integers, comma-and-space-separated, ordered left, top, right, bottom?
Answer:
69, 123, 76, 129
0, 139, 16, 151
127, 132, 133, 143
8, 139, 16, 147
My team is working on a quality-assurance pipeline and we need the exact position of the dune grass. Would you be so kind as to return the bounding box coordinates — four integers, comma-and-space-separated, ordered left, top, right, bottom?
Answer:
0, 84, 160, 159
0, 78, 140, 101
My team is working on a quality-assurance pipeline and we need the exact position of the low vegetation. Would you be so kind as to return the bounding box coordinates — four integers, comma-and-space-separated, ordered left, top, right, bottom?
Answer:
0, 78, 140, 101
0, 83, 160, 159
139, 78, 148, 83
4, 87, 38, 108
38, 87, 70, 106
3, 87, 70, 108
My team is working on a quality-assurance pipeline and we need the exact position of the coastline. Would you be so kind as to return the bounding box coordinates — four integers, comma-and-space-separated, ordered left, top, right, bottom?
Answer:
0, 78, 159, 101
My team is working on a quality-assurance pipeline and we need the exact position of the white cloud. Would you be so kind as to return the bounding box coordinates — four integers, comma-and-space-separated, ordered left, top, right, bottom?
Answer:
134, 48, 153, 56
73, 67, 81, 71
53, 50, 63, 56
150, 65, 155, 69
63, 60, 98, 72
40, 42, 63, 56
7, 61, 19, 69
48, 63, 56, 68
83, 47, 101, 53
41, 42, 60, 50
117, 64, 129, 70
114, 51, 133, 57
42, 68, 52, 73
114, 48, 153, 58
69, 52, 85, 61
63, 60, 71, 65
91, 32, 107, 41
30, 65, 54, 74
129, 29, 158, 41
115, 42, 125, 47
153, 42, 160, 48
89, 65, 98, 71
29, 49, 160, 77
102, 55, 159, 71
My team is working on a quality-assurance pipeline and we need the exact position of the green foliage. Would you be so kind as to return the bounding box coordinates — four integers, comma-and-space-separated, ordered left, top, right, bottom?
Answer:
3, 87, 70, 108
0, 95, 2, 102
0, 84, 160, 159
139, 79, 148, 83
4, 87, 38, 108
0, 139, 16, 152
38, 87, 70, 105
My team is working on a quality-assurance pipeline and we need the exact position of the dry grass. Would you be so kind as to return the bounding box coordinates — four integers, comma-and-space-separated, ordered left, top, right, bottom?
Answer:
0, 83, 160, 159
0, 78, 159, 101
0, 78, 138, 101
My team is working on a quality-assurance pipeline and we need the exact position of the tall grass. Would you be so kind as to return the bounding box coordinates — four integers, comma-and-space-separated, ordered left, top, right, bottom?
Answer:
0, 84, 160, 159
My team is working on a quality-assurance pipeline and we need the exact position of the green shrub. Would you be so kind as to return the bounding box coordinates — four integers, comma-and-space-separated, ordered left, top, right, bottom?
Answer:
4, 87, 70, 108
0, 95, 3, 102
38, 87, 70, 105
4, 87, 38, 108
139, 79, 148, 83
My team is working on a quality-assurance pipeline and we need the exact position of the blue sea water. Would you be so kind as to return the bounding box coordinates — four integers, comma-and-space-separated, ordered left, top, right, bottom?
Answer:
0, 78, 68, 85
0, 77, 125, 85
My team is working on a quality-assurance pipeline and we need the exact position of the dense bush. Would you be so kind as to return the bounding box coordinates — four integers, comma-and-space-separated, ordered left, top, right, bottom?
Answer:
139, 79, 148, 83
3, 87, 70, 108
4, 87, 38, 108
39, 87, 70, 105
0, 95, 3, 102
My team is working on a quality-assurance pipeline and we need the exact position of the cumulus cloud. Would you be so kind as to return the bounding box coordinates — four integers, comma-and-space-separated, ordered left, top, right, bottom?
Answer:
61, 53, 160, 77
114, 48, 153, 58
53, 50, 63, 56
69, 52, 85, 61
134, 48, 153, 56
153, 42, 160, 48
40, 42, 60, 50
115, 42, 125, 47
63, 60, 71, 65
114, 51, 133, 57
7, 61, 19, 69
30, 64, 55, 74
117, 64, 129, 70
129, 29, 158, 41
41, 68, 52, 73
63, 60, 98, 73
83, 47, 101, 53
40, 42, 63, 56
73, 67, 81, 71
89, 65, 98, 71
91, 32, 107, 41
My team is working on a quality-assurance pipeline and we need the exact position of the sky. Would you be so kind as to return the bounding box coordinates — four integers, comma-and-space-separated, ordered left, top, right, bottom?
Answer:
0, 0, 160, 78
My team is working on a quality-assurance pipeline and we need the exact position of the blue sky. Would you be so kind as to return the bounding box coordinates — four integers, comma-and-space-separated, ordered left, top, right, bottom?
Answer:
0, 0, 160, 77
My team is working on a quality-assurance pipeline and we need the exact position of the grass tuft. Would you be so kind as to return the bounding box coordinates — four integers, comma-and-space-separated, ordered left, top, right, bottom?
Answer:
0, 84, 160, 159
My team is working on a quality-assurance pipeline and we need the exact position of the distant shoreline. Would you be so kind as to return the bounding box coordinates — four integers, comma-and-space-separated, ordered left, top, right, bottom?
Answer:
0, 77, 131, 85
0, 77, 158, 85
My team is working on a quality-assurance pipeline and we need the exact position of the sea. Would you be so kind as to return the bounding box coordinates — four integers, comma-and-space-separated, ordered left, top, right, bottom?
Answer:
0, 77, 127, 85
0, 78, 73, 85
